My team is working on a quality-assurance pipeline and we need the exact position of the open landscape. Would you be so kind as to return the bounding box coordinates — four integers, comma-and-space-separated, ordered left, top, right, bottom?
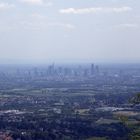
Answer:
0, 0, 140, 139
0, 64, 139, 140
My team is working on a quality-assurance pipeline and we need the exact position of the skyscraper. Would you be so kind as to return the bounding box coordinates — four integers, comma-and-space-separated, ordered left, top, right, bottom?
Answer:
91, 63, 95, 75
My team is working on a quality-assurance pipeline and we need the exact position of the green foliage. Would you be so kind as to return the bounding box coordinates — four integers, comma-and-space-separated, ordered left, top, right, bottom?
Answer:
130, 93, 140, 105
86, 137, 108, 140
127, 93, 140, 139
130, 128, 140, 140
118, 115, 129, 125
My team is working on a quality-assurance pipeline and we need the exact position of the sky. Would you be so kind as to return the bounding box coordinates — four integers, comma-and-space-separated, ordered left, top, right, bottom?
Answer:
0, 0, 140, 64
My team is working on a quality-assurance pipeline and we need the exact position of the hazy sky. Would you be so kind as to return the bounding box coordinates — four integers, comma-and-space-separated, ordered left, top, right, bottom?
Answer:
0, 0, 140, 64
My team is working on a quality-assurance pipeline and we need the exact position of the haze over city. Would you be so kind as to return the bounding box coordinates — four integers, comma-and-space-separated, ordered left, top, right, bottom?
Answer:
0, 0, 140, 64
0, 1, 140, 140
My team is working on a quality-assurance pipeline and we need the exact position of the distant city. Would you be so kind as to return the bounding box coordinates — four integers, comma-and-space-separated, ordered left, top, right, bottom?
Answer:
0, 63, 140, 139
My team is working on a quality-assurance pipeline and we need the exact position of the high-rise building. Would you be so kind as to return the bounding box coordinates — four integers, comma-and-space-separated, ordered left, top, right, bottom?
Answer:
95, 65, 99, 74
91, 63, 95, 75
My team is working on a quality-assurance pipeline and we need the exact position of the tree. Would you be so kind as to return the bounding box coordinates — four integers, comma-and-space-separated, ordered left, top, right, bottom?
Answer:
130, 93, 140, 105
